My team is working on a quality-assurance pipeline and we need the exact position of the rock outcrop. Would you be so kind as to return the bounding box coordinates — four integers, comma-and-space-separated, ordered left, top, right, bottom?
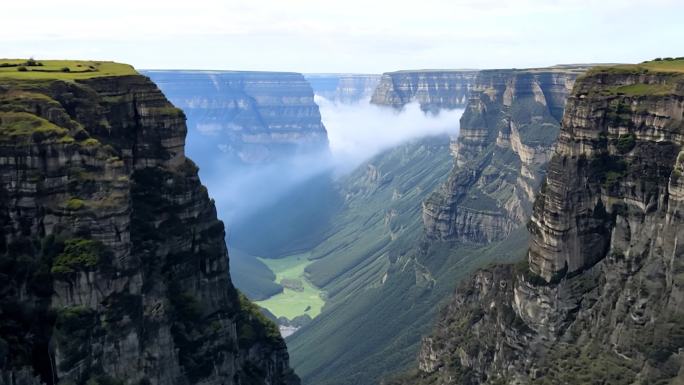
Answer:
422, 67, 588, 243
143, 70, 327, 164
0, 63, 298, 385
370, 70, 478, 112
305, 74, 381, 103
397, 60, 684, 385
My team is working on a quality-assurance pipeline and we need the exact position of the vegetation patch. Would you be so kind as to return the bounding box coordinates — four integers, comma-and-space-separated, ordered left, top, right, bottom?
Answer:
616, 133, 636, 153
612, 83, 674, 96
0, 59, 137, 80
237, 292, 281, 347
65, 197, 86, 210
51, 238, 105, 274
254, 252, 326, 320
0, 111, 68, 139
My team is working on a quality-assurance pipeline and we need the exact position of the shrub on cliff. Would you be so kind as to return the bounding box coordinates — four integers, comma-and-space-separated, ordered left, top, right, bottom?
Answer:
50, 239, 105, 274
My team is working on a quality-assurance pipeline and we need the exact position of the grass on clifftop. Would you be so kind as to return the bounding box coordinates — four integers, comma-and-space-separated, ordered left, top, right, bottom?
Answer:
0, 59, 137, 79
586, 58, 684, 96
593, 58, 684, 75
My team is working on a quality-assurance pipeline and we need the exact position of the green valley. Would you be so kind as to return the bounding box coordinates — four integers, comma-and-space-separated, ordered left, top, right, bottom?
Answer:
255, 253, 326, 320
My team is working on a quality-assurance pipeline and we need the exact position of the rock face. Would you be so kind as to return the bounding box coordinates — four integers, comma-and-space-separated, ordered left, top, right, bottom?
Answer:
305, 74, 381, 103
370, 70, 478, 112
422, 68, 587, 243
397, 61, 684, 384
0, 69, 299, 385
142, 70, 327, 164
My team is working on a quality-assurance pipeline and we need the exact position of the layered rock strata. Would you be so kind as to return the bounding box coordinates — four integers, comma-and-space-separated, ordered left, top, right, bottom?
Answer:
423, 67, 588, 243
305, 74, 381, 103
0, 67, 298, 385
370, 70, 478, 112
143, 70, 327, 164
401, 60, 684, 384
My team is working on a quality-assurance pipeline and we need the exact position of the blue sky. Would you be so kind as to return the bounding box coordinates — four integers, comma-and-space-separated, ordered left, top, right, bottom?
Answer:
3, 0, 683, 73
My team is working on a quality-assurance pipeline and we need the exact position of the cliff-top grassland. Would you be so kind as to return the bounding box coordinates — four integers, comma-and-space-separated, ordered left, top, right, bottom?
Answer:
0, 59, 137, 79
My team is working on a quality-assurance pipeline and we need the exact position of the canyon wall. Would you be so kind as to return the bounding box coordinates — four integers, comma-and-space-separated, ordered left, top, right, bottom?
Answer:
398, 61, 684, 384
422, 67, 588, 243
0, 66, 298, 385
143, 70, 327, 164
370, 70, 478, 112
305, 74, 381, 103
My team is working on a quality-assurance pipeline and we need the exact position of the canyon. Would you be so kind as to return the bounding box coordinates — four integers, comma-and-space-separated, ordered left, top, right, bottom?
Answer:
286, 65, 591, 385
3, 56, 683, 385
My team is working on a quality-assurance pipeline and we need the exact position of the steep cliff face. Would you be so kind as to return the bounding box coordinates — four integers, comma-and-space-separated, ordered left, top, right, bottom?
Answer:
399, 60, 684, 385
142, 70, 327, 164
0, 63, 298, 385
305, 74, 380, 103
422, 67, 587, 243
370, 70, 478, 112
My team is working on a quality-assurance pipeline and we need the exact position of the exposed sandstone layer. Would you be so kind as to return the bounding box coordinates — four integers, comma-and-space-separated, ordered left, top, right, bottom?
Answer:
0, 72, 298, 385
370, 70, 478, 112
396, 61, 684, 385
143, 70, 327, 164
422, 68, 587, 243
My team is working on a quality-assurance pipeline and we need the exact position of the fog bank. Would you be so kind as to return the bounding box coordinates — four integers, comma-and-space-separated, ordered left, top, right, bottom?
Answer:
317, 96, 463, 171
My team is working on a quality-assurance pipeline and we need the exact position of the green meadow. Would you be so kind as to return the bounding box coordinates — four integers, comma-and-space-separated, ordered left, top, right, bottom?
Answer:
255, 253, 325, 320
0, 59, 137, 79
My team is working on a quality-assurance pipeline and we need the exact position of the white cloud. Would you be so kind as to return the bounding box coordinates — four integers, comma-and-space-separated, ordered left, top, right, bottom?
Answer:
317, 96, 462, 169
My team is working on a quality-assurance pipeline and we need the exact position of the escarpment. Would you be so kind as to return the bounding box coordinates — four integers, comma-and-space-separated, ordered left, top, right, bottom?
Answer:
143, 70, 328, 164
0, 63, 299, 385
370, 70, 478, 112
422, 67, 587, 243
398, 60, 684, 385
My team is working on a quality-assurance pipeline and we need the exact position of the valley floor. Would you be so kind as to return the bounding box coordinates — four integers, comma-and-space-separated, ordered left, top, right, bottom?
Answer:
255, 253, 326, 320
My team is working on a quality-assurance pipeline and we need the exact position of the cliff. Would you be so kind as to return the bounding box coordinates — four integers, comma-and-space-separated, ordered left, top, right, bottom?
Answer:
305, 74, 380, 103
0, 60, 299, 385
397, 59, 684, 384
370, 70, 478, 112
422, 67, 588, 243
142, 70, 327, 164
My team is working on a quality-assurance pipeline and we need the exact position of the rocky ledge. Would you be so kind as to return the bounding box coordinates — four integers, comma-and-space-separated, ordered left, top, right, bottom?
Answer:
0, 61, 298, 385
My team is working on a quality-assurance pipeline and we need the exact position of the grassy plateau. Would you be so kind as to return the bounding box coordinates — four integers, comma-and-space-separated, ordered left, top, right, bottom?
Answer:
0, 59, 137, 79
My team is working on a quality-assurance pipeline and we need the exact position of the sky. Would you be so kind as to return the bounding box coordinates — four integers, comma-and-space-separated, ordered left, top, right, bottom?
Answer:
3, 0, 683, 73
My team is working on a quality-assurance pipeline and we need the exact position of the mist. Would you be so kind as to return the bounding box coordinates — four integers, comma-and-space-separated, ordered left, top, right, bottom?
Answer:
317, 96, 464, 171
185, 97, 463, 231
